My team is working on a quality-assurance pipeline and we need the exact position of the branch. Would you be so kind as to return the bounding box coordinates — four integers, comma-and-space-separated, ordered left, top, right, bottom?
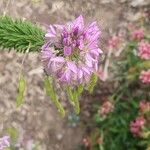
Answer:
0, 16, 45, 53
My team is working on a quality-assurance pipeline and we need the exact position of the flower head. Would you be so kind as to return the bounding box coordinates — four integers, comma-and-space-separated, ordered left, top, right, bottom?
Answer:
130, 116, 145, 137
0, 136, 10, 150
131, 28, 144, 41
138, 41, 150, 60
108, 35, 121, 49
139, 69, 150, 84
42, 15, 102, 85
98, 101, 114, 118
139, 100, 150, 113
83, 137, 91, 148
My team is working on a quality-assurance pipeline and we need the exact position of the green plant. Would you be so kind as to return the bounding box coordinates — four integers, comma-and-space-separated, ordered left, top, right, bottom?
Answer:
81, 22, 150, 150
0, 16, 45, 52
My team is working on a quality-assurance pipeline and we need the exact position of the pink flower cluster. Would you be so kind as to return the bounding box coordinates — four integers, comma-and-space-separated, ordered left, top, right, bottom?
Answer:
0, 136, 10, 150
139, 100, 150, 113
108, 35, 121, 49
98, 101, 114, 118
130, 100, 150, 137
131, 28, 144, 41
139, 69, 150, 84
42, 15, 102, 85
83, 137, 91, 148
130, 116, 145, 137
138, 41, 150, 60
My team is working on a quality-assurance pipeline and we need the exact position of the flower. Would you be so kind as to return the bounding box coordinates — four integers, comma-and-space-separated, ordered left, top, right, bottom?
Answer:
83, 137, 91, 148
131, 28, 144, 41
108, 35, 121, 49
0, 136, 10, 150
139, 100, 150, 113
41, 15, 102, 85
139, 69, 150, 84
138, 41, 150, 60
98, 101, 114, 118
130, 116, 145, 137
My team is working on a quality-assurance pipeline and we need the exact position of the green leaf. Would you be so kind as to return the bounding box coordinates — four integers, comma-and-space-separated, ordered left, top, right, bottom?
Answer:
0, 16, 45, 52
44, 76, 65, 117
87, 74, 98, 93
6, 127, 18, 143
16, 74, 26, 107
66, 86, 75, 105
77, 84, 84, 96
66, 86, 80, 114
72, 90, 80, 114
94, 114, 104, 123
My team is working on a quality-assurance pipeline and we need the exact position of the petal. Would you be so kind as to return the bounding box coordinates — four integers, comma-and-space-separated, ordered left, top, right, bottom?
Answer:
41, 47, 54, 60
81, 66, 91, 75
50, 57, 65, 63
54, 24, 64, 30
64, 46, 72, 56
97, 48, 103, 54
65, 70, 71, 81
86, 53, 96, 62
59, 70, 71, 83
90, 49, 99, 56
68, 15, 84, 30
67, 61, 77, 73
45, 25, 56, 38
90, 48, 102, 57
87, 22, 100, 35
85, 22, 101, 42
74, 15, 84, 29
78, 68, 83, 79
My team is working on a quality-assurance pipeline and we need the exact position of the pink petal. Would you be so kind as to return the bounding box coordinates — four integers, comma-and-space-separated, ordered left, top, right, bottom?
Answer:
64, 46, 72, 56
81, 66, 91, 75
50, 57, 65, 63
78, 69, 83, 79
71, 15, 84, 30
67, 61, 77, 73
45, 25, 56, 38
65, 70, 71, 81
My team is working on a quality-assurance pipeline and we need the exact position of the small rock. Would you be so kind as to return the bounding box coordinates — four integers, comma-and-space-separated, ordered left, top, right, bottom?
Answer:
120, 0, 127, 3
101, 0, 114, 4
130, 0, 149, 7
125, 12, 142, 21
56, 133, 63, 141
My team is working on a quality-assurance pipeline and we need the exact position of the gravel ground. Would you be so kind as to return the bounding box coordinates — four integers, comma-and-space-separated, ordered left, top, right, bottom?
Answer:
0, 0, 149, 150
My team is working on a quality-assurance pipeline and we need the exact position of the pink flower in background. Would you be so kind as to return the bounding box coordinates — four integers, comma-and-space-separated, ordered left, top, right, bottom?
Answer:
139, 69, 150, 84
131, 28, 144, 41
139, 100, 150, 113
108, 35, 121, 49
138, 41, 150, 60
98, 101, 114, 118
42, 15, 102, 85
130, 116, 145, 137
0, 136, 10, 150
83, 137, 91, 148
